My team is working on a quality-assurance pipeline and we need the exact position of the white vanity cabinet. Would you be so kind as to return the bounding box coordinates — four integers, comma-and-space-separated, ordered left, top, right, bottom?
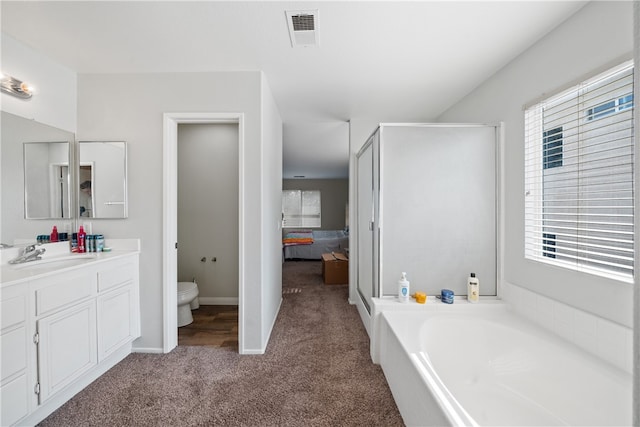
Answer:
0, 250, 140, 426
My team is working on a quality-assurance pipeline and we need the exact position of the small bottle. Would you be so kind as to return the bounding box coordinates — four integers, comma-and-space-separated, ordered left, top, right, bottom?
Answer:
467, 273, 479, 303
71, 233, 78, 252
96, 234, 105, 252
50, 226, 58, 242
398, 272, 410, 303
77, 226, 86, 253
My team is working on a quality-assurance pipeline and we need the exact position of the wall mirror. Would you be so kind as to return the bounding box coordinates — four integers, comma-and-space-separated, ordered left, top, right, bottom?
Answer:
23, 141, 72, 219
78, 141, 128, 218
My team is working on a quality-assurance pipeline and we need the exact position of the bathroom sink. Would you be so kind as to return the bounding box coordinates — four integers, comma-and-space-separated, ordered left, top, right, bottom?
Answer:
11, 254, 98, 270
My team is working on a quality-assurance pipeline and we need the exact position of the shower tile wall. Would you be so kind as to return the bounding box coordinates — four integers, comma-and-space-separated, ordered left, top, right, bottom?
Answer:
502, 282, 632, 374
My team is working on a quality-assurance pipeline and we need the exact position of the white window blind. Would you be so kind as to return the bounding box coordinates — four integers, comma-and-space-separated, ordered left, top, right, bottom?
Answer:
282, 190, 321, 228
524, 61, 634, 282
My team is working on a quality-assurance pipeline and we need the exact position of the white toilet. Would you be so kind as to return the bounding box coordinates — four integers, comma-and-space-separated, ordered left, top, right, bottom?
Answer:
177, 281, 199, 327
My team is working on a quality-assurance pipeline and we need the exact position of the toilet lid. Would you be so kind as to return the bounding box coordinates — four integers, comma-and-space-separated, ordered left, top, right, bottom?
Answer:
177, 281, 198, 294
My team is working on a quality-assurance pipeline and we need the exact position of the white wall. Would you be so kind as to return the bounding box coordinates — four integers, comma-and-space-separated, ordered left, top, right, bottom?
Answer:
0, 33, 76, 132
259, 73, 283, 346
177, 123, 239, 302
77, 71, 282, 353
438, 1, 634, 327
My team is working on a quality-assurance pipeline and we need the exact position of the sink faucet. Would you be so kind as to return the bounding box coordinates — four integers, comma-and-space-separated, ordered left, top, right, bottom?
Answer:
9, 245, 46, 264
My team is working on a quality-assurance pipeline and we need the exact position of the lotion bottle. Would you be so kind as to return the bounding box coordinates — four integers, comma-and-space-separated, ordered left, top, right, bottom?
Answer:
467, 273, 479, 303
398, 272, 410, 303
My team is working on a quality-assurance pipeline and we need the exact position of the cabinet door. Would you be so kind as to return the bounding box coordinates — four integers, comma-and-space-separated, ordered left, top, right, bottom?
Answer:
1, 286, 30, 425
97, 285, 135, 361
37, 300, 97, 403
0, 374, 30, 426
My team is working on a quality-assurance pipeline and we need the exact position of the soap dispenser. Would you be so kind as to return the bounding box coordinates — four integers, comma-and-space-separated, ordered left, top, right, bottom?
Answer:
398, 272, 410, 303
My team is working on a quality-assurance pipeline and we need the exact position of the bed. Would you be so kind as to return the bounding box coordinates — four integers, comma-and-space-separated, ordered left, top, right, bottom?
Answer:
283, 230, 349, 260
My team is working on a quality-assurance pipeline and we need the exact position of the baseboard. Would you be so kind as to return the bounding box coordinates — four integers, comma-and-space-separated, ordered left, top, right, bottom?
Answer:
240, 348, 266, 355
198, 297, 239, 305
131, 346, 164, 354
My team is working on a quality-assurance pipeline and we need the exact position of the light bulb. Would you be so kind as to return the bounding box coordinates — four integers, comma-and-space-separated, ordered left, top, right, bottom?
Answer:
19, 82, 34, 94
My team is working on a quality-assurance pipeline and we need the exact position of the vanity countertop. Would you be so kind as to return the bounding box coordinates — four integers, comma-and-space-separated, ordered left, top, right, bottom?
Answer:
1, 239, 140, 287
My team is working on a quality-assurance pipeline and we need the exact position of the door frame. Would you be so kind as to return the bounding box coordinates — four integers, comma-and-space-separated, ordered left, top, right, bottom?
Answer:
162, 112, 245, 353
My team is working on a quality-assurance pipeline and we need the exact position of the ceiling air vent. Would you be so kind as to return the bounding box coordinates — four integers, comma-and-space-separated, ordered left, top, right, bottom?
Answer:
286, 10, 319, 48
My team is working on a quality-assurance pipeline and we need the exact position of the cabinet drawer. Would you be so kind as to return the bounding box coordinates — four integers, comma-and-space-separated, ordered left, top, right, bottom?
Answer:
98, 259, 135, 292
36, 271, 97, 316
1, 294, 26, 331
0, 326, 27, 382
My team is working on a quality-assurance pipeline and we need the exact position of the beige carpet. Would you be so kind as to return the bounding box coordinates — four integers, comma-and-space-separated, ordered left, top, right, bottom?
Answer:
38, 260, 404, 426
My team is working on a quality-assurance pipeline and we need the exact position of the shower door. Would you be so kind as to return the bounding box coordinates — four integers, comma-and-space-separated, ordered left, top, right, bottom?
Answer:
356, 131, 379, 312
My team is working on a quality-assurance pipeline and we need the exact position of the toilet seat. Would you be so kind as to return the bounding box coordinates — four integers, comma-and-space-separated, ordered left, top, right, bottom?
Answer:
178, 281, 198, 294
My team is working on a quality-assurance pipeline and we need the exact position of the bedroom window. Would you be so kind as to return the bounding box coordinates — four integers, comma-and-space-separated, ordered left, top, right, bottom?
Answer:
524, 60, 634, 282
282, 190, 321, 228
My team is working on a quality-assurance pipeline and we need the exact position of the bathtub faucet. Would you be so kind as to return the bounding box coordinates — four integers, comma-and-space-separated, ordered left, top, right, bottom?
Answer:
9, 244, 46, 264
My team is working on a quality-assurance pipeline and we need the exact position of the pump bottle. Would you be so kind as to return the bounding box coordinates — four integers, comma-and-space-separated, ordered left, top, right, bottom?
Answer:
398, 272, 410, 303
467, 273, 479, 303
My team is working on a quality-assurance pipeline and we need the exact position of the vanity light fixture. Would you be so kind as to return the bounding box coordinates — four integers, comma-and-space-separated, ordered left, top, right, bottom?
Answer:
1, 72, 34, 99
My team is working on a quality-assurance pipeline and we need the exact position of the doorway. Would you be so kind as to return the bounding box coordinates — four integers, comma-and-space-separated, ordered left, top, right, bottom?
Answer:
162, 113, 245, 353
176, 123, 239, 347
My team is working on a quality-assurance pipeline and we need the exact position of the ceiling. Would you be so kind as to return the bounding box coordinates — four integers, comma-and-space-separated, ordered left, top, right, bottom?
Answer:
1, 1, 586, 179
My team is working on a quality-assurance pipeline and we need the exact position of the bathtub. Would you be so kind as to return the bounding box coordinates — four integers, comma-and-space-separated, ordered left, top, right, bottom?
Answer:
378, 303, 632, 426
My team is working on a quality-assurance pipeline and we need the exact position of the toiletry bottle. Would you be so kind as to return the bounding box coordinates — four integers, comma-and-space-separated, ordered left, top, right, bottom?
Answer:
398, 272, 410, 303
96, 234, 105, 252
50, 225, 58, 242
467, 273, 479, 303
77, 225, 86, 253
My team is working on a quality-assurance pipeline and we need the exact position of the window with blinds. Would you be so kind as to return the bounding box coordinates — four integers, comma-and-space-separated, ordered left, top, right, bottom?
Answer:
282, 190, 321, 228
524, 61, 634, 282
